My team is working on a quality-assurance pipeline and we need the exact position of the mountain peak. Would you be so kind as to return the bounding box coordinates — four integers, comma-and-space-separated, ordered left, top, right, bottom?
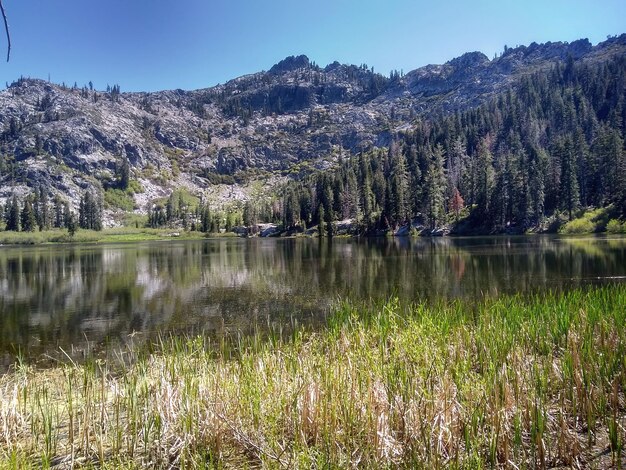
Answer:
446, 51, 490, 69
269, 55, 311, 74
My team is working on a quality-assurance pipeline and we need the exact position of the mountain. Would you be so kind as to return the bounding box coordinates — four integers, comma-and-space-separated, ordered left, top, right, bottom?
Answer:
0, 34, 625, 225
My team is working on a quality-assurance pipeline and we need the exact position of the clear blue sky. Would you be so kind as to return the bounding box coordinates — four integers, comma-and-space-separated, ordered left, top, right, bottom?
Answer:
0, 0, 624, 92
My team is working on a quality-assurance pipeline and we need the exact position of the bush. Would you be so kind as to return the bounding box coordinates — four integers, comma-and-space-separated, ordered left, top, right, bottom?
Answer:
560, 217, 594, 234
127, 179, 144, 195
104, 188, 135, 211
606, 219, 625, 234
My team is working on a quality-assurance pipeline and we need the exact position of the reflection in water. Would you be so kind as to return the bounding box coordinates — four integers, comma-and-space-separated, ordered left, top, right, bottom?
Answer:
1, 235, 625, 364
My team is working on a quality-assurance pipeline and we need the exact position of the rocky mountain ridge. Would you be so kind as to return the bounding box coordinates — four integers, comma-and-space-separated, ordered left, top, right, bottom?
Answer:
0, 34, 624, 222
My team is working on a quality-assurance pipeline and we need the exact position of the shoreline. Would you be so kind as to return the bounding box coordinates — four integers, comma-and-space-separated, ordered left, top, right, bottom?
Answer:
2, 226, 624, 247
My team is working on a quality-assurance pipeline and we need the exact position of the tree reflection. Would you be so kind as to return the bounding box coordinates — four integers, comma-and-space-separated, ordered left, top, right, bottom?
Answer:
1, 235, 625, 365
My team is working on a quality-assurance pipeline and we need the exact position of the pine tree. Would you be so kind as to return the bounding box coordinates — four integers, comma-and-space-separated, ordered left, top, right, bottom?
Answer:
523, 145, 542, 223
424, 144, 447, 230
32, 189, 41, 229
573, 129, 591, 207
166, 193, 175, 225
119, 157, 130, 190
595, 126, 625, 208
475, 138, 495, 220
54, 197, 64, 228
282, 187, 298, 229
389, 148, 410, 228
358, 154, 376, 228
448, 137, 467, 198
201, 206, 211, 233
242, 201, 255, 228
299, 190, 313, 228
5, 195, 20, 231
20, 197, 36, 232
556, 136, 580, 220
79, 190, 103, 230
79, 196, 86, 228
67, 212, 77, 237
63, 202, 72, 229
38, 186, 50, 230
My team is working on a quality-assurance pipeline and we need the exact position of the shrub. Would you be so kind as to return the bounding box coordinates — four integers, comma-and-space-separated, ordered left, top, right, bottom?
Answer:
127, 179, 144, 195
104, 188, 135, 211
560, 217, 594, 234
606, 219, 625, 234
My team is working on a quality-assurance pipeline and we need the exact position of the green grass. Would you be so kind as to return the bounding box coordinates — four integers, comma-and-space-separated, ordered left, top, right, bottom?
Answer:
0, 228, 212, 245
1, 286, 625, 468
0, 229, 100, 245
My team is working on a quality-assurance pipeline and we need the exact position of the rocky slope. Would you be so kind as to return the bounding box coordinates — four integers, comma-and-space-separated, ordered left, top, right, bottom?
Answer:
0, 34, 624, 221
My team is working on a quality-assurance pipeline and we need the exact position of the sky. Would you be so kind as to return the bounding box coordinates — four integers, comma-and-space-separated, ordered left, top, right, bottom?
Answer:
0, 0, 624, 92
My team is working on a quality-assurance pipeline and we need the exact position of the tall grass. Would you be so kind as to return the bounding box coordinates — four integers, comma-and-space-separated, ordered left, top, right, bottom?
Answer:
1, 286, 625, 468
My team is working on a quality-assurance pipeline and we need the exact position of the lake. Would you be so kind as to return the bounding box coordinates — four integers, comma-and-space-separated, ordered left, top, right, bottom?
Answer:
1, 235, 625, 365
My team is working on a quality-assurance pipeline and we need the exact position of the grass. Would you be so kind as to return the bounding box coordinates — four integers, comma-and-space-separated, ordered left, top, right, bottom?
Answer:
1, 287, 625, 468
0, 228, 215, 245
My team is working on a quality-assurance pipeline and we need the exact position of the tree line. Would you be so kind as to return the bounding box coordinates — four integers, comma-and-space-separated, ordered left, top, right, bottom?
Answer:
2, 187, 102, 233
146, 190, 283, 234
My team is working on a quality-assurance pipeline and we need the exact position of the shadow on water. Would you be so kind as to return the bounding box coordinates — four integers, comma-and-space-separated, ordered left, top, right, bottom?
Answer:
1, 235, 625, 366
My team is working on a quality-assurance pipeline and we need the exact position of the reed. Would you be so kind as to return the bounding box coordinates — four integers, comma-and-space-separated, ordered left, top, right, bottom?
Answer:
1, 286, 625, 468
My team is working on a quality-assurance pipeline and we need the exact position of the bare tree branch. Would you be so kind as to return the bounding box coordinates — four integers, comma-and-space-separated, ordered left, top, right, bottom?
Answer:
0, 0, 10, 62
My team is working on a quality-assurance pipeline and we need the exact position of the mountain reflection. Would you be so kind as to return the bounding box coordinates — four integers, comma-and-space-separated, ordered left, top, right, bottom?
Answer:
1, 236, 625, 364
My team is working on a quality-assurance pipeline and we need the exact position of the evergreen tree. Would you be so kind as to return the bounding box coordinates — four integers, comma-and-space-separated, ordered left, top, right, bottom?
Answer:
20, 197, 36, 232
475, 138, 495, 220
595, 126, 625, 208
243, 201, 256, 229
556, 136, 580, 220
32, 189, 41, 229
63, 202, 72, 229
448, 137, 467, 199
66, 212, 77, 237
5, 195, 20, 231
166, 193, 175, 225
54, 197, 64, 228
424, 144, 447, 230
79, 190, 103, 230
358, 154, 376, 228
527, 146, 547, 224
38, 186, 50, 230
119, 157, 130, 190
79, 196, 86, 229
299, 190, 313, 228
201, 205, 211, 233
282, 187, 298, 229
389, 148, 410, 227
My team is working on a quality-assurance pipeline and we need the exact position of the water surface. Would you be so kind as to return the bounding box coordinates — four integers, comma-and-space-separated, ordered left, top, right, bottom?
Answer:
1, 235, 625, 364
